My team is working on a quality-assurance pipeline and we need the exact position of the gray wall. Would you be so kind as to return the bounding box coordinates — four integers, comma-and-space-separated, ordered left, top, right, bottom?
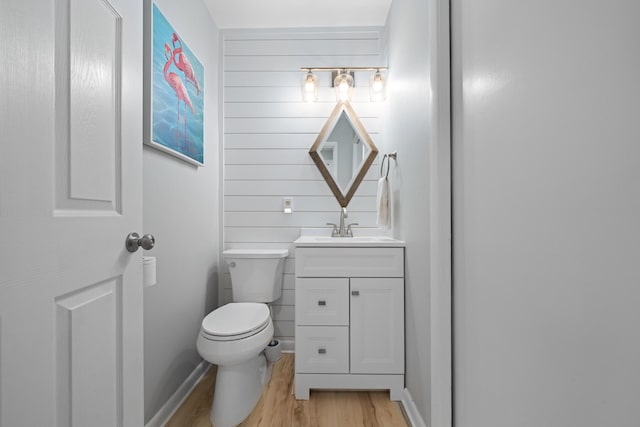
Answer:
142, 0, 220, 422
383, 0, 452, 425
452, 1, 640, 426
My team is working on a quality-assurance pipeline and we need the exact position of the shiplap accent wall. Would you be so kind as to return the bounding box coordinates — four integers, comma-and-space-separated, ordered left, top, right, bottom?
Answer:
222, 28, 386, 345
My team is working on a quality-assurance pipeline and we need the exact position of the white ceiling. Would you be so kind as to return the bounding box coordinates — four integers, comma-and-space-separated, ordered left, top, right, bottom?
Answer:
203, 0, 393, 29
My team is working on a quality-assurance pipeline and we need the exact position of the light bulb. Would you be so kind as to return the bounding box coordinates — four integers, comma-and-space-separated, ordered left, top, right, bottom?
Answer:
369, 70, 385, 102
302, 71, 318, 102
305, 80, 315, 92
334, 71, 353, 102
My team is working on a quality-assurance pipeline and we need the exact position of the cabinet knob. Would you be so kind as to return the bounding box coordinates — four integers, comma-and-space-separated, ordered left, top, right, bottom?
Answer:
351, 290, 360, 296
318, 300, 326, 306
318, 348, 327, 354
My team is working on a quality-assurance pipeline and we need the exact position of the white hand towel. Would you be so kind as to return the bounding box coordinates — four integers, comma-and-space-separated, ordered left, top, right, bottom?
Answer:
377, 177, 390, 229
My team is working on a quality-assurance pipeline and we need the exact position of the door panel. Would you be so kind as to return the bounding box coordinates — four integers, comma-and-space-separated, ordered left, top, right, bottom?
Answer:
69, 0, 120, 204
0, 0, 143, 425
56, 278, 121, 427
56, 0, 123, 213
452, 1, 640, 426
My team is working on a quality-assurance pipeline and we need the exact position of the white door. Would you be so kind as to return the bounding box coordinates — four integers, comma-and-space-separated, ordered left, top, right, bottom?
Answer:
0, 0, 143, 426
452, 1, 640, 426
350, 278, 404, 374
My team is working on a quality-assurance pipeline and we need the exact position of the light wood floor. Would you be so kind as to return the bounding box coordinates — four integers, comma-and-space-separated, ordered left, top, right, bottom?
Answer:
166, 353, 409, 427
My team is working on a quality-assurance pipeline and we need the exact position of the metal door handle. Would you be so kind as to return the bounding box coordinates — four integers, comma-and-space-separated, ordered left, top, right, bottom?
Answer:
126, 232, 155, 253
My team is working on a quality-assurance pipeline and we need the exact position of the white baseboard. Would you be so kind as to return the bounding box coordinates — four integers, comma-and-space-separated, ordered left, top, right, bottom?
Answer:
145, 360, 212, 427
400, 388, 428, 427
279, 338, 295, 353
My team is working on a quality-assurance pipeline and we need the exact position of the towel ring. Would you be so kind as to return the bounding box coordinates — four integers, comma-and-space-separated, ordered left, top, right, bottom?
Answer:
380, 154, 390, 178
380, 151, 397, 179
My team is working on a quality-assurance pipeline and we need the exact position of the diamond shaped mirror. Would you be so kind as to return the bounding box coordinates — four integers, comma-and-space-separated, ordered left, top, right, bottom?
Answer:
309, 102, 378, 207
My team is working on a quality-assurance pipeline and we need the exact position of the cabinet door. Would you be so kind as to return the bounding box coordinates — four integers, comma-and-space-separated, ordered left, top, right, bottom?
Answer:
350, 278, 404, 374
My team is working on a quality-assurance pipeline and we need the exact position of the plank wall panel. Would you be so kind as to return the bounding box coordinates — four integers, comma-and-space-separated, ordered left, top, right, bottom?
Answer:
224, 86, 377, 103
224, 196, 374, 212
224, 117, 381, 134
225, 71, 383, 94
224, 180, 332, 197
225, 134, 316, 149
225, 149, 314, 165
225, 163, 379, 181
225, 133, 385, 150
224, 101, 381, 118
225, 55, 380, 72
224, 212, 377, 228
222, 28, 384, 343
225, 165, 321, 181
224, 180, 379, 198
223, 30, 381, 41
224, 117, 331, 134
225, 227, 304, 243
225, 39, 379, 56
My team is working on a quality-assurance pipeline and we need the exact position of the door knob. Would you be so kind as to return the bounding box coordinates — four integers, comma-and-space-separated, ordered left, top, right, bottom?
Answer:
125, 232, 155, 253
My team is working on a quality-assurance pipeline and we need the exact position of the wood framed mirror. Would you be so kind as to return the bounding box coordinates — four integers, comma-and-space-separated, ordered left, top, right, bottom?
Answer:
309, 102, 378, 207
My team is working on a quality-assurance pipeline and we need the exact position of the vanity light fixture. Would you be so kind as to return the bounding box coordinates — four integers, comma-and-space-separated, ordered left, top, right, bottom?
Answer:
302, 69, 318, 102
299, 67, 388, 103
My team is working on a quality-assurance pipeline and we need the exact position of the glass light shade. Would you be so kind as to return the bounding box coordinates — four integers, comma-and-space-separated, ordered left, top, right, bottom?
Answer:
334, 72, 353, 102
370, 70, 385, 102
302, 71, 318, 102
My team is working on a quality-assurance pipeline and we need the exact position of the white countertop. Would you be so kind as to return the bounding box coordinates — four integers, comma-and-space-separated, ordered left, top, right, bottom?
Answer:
294, 229, 405, 247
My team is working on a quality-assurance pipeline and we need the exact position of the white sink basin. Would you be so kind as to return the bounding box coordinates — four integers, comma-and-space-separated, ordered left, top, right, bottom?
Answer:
294, 235, 405, 247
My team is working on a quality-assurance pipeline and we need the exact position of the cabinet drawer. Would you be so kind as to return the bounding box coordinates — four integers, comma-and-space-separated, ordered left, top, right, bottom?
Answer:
295, 326, 349, 374
295, 278, 349, 326
296, 247, 404, 278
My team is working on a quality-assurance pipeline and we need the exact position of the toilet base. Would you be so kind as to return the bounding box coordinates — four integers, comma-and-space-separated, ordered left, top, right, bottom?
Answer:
210, 352, 271, 427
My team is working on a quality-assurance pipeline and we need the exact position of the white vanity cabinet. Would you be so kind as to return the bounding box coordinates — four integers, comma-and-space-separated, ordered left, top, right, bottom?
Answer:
294, 245, 405, 400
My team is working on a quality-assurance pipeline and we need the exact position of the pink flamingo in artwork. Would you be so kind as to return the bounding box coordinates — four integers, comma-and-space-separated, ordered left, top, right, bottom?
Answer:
172, 32, 201, 96
164, 42, 193, 146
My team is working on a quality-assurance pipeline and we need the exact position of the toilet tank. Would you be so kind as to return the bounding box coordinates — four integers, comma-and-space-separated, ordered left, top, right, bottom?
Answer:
223, 249, 288, 303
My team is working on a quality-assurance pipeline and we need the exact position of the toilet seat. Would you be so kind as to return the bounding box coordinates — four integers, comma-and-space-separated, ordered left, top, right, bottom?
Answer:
200, 303, 270, 342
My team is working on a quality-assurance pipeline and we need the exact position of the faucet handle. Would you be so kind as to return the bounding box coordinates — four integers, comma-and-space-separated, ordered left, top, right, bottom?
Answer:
346, 223, 359, 237
326, 223, 339, 237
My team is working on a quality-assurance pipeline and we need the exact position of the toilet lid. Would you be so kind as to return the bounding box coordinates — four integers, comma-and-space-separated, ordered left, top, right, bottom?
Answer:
201, 303, 270, 337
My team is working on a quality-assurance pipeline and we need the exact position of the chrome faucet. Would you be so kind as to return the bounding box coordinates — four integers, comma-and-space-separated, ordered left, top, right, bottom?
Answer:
327, 207, 359, 237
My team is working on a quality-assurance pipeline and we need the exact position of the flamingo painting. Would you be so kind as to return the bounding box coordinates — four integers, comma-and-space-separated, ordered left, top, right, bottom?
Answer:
164, 42, 193, 147
150, 4, 204, 165
172, 32, 201, 96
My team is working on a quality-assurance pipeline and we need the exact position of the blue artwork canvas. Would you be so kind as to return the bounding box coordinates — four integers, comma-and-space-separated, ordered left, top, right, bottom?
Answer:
150, 3, 204, 165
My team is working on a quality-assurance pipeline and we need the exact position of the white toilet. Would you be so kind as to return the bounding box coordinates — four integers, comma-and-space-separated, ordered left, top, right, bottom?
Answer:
197, 248, 288, 427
